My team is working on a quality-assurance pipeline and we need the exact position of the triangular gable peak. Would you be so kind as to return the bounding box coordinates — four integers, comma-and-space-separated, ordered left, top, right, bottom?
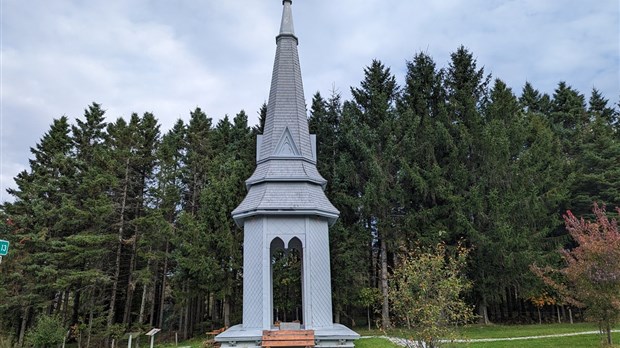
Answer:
274, 127, 301, 157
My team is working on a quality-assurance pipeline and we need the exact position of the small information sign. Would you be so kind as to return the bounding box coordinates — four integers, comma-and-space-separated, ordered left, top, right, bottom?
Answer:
145, 328, 161, 336
0, 240, 9, 256
145, 328, 161, 348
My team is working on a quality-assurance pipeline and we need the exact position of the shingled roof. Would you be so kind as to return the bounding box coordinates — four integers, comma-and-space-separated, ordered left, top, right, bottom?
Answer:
232, 0, 339, 226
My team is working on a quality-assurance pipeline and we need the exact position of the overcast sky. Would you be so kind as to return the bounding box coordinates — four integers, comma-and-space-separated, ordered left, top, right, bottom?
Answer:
1, 0, 619, 203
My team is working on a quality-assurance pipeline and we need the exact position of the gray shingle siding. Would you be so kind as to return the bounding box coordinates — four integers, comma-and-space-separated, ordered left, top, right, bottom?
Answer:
232, 12, 339, 227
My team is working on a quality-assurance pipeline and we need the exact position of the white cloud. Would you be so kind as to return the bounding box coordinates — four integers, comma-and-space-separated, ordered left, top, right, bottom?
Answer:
2, 0, 618, 202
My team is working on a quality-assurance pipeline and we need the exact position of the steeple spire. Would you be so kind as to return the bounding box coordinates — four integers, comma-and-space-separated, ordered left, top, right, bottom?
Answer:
278, 0, 296, 38
231, 0, 339, 226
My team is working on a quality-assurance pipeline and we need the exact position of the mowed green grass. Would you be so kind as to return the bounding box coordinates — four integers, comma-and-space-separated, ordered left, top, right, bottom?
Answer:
152, 323, 619, 348
458, 322, 613, 339
444, 333, 620, 348
355, 337, 400, 347
152, 335, 401, 348
154, 336, 206, 348
357, 323, 620, 347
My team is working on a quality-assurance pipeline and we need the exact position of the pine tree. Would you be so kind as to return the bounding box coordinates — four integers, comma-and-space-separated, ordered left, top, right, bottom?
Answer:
172, 108, 215, 337
399, 52, 452, 247
149, 119, 186, 328
443, 46, 494, 321
200, 111, 253, 327
72, 103, 120, 342
3, 116, 76, 345
570, 90, 620, 218
519, 82, 552, 115
183, 108, 213, 215
310, 90, 367, 323
254, 102, 267, 135
347, 59, 400, 328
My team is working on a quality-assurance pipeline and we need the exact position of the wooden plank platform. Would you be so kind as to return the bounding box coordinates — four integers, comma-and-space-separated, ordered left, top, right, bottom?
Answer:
261, 330, 315, 347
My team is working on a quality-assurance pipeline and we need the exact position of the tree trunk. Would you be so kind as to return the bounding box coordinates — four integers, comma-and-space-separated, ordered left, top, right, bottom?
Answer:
149, 271, 157, 326
537, 307, 542, 325
86, 292, 95, 348
569, 307, 573, 324
177, 310, 182, 340
138, 254, 151, 326
367, 307, 371, 331
138, 282, 148, 326
86, 305, 95, 348
190, 296, 196, 336
62, 289, 70, 323
380, 238, 390, 329
556, 305, 561, 324
479, 294, 490, 325
72, 288, 81, 326
158, 240, 169, 328
183, 283, 189, 340
107, 158, 130, 340
18, 306, 29, 347
606, 320, 612, 345
123, 227, 139, 325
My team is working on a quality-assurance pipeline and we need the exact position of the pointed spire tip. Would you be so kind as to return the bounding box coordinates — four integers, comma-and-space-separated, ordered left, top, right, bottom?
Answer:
278, 0, 296, 38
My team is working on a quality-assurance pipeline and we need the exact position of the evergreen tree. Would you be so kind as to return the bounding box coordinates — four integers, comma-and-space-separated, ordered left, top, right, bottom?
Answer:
183, 108, 213, 215
443, 46, 494, 321
171, 108, 214, 338
347, 59, 400, 328
570, 90, 620, 218
519, 82, 552, 115
254, 102, 267, 134
398, 52, 452, 247
310, 91, 367, 324
71, 103, 115, 298
149, 120, 186, 328
2, 116, 76, 345
205, 111, 253, 326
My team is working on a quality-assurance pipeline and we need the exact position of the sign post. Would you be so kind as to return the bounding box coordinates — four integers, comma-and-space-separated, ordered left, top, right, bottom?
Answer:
123, 332, 141, 348
145, 328, 161, 348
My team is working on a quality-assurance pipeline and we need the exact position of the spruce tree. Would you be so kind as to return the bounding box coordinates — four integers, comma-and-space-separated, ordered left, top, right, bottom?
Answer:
570, 91, 620, 218
347, 59, 400, 329
399, 52, 452, 247
3, 116, 76, 344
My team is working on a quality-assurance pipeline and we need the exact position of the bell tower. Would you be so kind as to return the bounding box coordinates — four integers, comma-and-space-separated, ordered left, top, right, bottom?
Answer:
216, 1, 358, 347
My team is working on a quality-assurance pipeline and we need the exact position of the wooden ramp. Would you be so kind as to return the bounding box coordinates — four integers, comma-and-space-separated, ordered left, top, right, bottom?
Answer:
261, 330, 315, 347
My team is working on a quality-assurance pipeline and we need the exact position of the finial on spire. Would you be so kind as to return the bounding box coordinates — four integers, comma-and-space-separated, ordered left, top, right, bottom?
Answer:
279, 0, 295, 38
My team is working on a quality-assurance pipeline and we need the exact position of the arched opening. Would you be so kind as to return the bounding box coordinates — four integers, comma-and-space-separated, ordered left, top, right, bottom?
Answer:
271, 237, 303, 326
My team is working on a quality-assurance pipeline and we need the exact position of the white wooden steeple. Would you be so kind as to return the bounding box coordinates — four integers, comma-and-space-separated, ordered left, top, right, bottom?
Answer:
217, 2, 358, 346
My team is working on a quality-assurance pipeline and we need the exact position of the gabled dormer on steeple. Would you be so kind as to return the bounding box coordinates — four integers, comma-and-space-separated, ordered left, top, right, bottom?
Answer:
274, 127, 301, 157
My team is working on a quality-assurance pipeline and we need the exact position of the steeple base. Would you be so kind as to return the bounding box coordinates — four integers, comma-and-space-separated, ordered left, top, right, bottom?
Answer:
215, 324, 359, 348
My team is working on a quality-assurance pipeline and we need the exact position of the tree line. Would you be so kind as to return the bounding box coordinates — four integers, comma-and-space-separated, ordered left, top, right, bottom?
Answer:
1, 46, 618, 345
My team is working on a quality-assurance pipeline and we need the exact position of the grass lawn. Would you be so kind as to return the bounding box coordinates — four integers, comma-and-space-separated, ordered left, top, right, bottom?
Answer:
458, 322, 614, 339
444, 333, 620, 348
355, 337, 400, 347
152, 335, 401, 348
154, 336, 207, 348
357, 323, 620, 347
152, 323, 619, 348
